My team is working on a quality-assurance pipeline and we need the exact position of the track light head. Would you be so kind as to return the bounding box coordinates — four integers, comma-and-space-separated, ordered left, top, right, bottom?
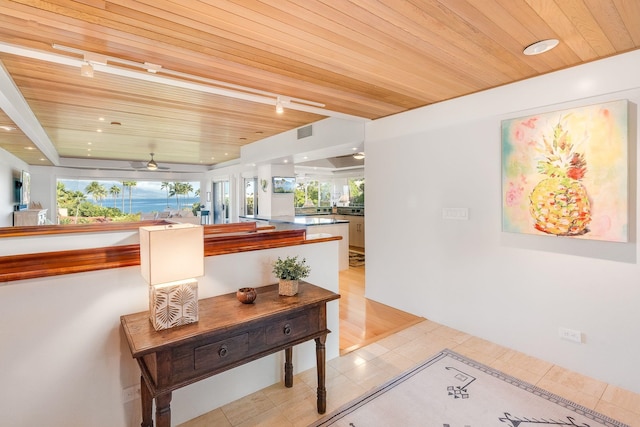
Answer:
80, 62, 94, 77
275, 97, 284, 114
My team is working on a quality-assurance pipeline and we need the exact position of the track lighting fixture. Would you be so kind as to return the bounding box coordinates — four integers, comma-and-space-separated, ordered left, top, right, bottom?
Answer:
80, 62, 94, 77
275, 97, 284, 114
79, 53, 107, 77
0, 42, 369, 121
144, 62, 162, 73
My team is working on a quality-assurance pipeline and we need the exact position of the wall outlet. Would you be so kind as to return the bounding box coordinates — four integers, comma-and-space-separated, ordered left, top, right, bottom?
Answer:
122, 385, 141, 403
558, 327, 582, 343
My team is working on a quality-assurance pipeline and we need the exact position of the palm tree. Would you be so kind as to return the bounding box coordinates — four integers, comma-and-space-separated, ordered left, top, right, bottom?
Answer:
121, 182, 125, 211
183, 182, 194, 199
169, 182, 182, 208
109, 185, 121, 208
160, 181, 172, 208
73, 191, 86, 223
122, 181, 137, 213
85, 181, 107, 206
171, 182, 193, 209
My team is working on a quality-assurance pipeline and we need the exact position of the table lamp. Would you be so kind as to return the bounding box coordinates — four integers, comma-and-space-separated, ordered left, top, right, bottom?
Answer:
139, 223, 204, 331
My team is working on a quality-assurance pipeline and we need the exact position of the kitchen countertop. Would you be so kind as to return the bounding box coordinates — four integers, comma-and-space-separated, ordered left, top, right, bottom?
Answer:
295, 209, 364, 216
240, 215, 349, 225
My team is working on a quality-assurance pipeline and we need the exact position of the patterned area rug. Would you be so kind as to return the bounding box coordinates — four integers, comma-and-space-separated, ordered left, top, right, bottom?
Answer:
310, 349, 628, 427
349, 251, 365, 267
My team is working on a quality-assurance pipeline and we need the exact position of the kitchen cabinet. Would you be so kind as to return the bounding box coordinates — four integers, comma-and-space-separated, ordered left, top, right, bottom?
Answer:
303, 214, 364, 249
348, 216, 365, 248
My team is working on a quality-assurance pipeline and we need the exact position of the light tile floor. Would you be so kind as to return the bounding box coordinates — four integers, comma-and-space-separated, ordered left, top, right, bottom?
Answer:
179, 319, 640, 427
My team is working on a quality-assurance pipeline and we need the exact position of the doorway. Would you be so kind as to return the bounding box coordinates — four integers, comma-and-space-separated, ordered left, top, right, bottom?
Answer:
212, 180, 229, 224
244, 177, 258, 216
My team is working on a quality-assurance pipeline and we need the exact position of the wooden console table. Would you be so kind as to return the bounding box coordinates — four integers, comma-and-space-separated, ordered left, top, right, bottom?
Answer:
121, 282, 340, 427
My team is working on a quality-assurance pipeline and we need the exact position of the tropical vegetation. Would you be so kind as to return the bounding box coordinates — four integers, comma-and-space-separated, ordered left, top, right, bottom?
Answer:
294, 177, 364, 207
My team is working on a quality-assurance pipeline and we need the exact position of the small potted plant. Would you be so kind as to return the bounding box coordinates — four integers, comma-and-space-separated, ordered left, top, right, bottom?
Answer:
272, 255, 311, 296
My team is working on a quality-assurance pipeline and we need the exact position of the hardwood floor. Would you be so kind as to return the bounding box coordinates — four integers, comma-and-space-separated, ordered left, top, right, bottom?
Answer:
338, 263, 423, 355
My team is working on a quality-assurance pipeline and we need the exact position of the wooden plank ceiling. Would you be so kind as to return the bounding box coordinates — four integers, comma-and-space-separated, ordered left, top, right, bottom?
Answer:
0, 0, 638, 169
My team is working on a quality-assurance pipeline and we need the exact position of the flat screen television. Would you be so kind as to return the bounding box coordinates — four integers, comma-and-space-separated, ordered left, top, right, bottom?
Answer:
272, 176, 296, 193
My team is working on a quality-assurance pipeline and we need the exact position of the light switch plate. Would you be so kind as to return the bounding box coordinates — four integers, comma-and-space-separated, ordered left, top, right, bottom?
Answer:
442, 207, 469, 220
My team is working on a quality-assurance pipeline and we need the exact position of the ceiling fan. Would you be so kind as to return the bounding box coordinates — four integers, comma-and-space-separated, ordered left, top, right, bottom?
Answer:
130, 153, 170, 171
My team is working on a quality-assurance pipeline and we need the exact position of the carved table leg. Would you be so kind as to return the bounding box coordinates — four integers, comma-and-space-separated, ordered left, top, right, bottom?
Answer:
140, 376, 153, 427
284, 347, 293, 388
155, 392, 173, 427
315, 335, 327, 414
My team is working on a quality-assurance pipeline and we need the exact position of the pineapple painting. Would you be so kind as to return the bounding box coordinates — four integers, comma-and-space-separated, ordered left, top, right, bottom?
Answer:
502, 100, 628, 242
529, 121, 591, 236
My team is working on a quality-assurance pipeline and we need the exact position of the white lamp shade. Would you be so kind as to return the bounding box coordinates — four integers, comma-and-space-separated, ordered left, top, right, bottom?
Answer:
139, 223, 204, 285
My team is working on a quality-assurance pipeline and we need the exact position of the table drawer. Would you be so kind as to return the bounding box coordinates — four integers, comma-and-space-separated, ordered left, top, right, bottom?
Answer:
193, 333, 249, 371
265, 307, 319, 346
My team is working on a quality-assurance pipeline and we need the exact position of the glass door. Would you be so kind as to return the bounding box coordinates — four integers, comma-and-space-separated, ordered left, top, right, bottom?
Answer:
244, 177, 258, 216
212, 180, 229, 224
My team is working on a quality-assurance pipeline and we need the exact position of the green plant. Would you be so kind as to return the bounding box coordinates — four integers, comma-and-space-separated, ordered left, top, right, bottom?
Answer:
272, 256, 311, 280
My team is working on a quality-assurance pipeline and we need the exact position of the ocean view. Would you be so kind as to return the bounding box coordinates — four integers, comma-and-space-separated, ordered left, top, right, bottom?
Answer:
104, 197, 200, 214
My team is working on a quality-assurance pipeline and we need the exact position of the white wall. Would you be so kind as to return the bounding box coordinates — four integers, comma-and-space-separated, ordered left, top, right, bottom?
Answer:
241, 117, 365, 165
0, 236, 339, 427
365, 50, 640, 394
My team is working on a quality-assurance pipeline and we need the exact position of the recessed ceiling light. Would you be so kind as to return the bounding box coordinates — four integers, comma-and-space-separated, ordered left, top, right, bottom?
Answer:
523, 39, 559, 55
24, 146, 34, 150
96, 129, 102, 132
0, 125, 16, 131
98, 117, 105, 121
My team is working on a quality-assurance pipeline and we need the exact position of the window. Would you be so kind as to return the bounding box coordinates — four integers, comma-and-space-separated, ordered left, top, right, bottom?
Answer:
56, 179, 200, 224
295, 179, 318, 207
244, 177, 257, 215
348, 177, 365, 206
294, 177, 365, 208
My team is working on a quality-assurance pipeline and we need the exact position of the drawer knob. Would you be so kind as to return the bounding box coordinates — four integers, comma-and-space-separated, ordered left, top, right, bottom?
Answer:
283, 324, 292, 336
218, 345, 228, 358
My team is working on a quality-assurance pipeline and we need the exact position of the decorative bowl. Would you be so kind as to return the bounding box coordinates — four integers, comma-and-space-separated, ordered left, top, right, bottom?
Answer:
236, 287, 257, 304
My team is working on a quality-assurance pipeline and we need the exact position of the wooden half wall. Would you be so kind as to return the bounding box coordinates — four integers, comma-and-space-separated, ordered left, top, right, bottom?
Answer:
0, 221, 341, 282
